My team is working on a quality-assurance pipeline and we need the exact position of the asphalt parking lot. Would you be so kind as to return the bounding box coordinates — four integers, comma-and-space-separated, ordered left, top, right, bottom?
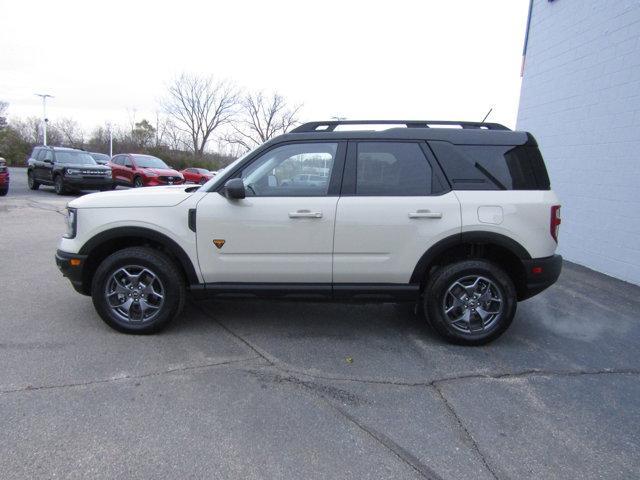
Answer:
1, 167, 639, 479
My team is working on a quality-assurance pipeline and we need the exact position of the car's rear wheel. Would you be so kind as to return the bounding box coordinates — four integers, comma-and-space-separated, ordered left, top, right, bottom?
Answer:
423, 259, 516, 345
133, 176, 143, 188
91, 247, 185, 334
199, 178, 207, 185
54, 175, 66, 195
28, 171, 39, 190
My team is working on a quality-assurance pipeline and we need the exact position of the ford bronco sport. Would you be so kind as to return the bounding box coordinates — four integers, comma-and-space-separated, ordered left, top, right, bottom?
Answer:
55, 120, 562, 345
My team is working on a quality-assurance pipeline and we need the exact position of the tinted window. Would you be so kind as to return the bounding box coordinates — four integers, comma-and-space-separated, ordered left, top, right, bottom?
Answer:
123, 156, 133, 167
356, 142, 432, 196
33, 148, 43, 160
241, 143, 337, 197
112, 156, 122, 165
429, 141, 550, 190
42, 149, 53, 162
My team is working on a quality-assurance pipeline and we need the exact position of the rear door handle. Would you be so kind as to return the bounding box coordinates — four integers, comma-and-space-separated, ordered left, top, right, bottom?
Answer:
408, 210, 442, 219
289, 210, 323, 219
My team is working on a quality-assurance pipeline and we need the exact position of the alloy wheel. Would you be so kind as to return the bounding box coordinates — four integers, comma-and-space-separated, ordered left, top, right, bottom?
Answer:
104, 265, 165, 323
442, 275, 503, 334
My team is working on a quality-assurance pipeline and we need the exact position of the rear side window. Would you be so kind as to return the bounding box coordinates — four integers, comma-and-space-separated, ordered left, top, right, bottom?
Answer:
428, 141, 550, 190
355, 142, 433, 196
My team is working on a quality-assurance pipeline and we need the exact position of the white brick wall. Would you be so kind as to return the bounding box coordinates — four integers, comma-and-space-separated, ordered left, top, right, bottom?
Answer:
517, 0, 640, 285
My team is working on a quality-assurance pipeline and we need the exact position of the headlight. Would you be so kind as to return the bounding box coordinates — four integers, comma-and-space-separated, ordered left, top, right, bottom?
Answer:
102, 169, 112, 176
66, 168, 81, 176
63, 208, 77, 239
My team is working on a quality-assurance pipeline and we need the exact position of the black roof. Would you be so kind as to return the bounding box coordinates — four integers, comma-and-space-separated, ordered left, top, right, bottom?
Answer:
275, 120, 533, 146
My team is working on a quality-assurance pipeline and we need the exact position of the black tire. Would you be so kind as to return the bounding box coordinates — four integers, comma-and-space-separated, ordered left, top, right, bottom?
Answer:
54, 175, 66, 195
198, 178, 207, 185
91, 247, 186, 334
133, 176, 143, 188
423, 259, 516, 346
0, 187, 7, 196
28, 171, 40, 190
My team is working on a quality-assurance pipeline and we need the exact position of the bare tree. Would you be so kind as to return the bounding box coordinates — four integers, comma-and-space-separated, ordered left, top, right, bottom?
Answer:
0, 101, 8, 130
226, 91, 301, 151
54, 117, 84, 148
163, 73, 239, 158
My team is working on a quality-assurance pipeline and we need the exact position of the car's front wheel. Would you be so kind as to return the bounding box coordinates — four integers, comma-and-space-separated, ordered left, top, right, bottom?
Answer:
133, 176, 144, 188
54, 175, 66, 195
423, 259, 516, 345
91, 247, 186, 334
28, 171, 39, 190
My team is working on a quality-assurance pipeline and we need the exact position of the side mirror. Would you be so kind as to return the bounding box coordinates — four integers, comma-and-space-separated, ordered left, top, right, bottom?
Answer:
224, 178, 246, 199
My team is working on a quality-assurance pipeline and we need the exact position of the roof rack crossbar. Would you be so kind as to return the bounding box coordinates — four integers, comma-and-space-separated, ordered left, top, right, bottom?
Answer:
290, 120, 510, 133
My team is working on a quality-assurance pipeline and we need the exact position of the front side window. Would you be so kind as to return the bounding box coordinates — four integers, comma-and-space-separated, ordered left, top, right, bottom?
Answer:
122, 156, 133, 168
356, 142, 432, 196
42, 149, 53, 162
240, 142, 337, 197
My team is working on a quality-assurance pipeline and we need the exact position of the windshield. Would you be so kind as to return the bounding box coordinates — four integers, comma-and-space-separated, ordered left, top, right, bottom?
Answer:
56, 151, 97, 165
90, 153, 110, 163
133, 155, 169, 169
197, 168, 210, 174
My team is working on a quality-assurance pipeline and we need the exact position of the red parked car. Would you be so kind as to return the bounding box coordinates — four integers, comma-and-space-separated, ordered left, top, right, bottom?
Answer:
0, 157, 9, 196
109, 154, 184, 188
180, 167, 214, 185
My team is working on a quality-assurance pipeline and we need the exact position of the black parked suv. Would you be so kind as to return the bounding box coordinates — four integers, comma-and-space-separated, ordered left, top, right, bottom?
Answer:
27, 146, 113, 195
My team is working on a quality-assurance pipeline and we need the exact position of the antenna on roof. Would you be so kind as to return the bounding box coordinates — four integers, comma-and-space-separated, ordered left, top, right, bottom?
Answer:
481, 108, 493, 123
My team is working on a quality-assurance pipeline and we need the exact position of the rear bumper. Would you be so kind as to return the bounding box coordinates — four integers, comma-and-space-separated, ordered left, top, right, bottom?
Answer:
520, 254, 562, 300
55, 250, 89, 295
0, 172, 9, 187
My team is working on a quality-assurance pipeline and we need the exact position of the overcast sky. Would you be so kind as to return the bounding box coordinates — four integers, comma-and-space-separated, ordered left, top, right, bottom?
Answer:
1, 0, 529, 132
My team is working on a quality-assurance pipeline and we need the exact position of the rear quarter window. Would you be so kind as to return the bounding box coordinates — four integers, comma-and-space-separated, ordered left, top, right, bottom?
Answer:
428, 141, 550, 191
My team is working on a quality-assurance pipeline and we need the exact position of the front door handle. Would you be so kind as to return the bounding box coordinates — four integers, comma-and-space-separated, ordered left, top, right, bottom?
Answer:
408, 210, 442, 219
289, 210, 323, 219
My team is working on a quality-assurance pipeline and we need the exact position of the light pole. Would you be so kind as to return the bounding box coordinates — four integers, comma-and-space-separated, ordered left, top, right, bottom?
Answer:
107, 122, 113, 157
35, 93, 54, 145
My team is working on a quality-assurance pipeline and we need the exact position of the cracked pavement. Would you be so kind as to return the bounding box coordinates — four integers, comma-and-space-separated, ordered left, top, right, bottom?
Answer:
1, 168, 639, 479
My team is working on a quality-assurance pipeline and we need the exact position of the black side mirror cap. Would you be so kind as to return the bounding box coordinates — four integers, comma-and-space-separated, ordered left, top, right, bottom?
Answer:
224, 178, 246, 199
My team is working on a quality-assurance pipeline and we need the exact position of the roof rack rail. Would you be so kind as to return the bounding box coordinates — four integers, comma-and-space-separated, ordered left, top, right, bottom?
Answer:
290, 120, 510, 133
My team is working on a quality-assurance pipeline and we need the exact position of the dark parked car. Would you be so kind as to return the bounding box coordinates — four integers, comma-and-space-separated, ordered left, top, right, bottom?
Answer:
109, 154, 184, 187
180, 167, 213, 184
0, 157, 9, 196
27, 146, 113, 195
89, 152, 111, 165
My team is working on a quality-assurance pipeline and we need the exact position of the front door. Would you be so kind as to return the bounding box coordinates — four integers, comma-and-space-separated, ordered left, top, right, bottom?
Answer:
196, 141, 345, 284
333, 141, 462, 284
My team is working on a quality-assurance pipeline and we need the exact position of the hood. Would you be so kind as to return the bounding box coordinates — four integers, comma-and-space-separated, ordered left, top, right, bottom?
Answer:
68, 185, 198, 209
141, 167, 182, 176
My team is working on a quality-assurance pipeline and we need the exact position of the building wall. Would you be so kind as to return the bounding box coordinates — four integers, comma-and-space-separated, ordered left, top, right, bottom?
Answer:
517, 0, 640, 285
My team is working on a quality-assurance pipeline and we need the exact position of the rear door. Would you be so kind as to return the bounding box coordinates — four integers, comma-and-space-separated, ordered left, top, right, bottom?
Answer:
196, 141, 345, 284
40, 149, 54, 183
333, 141, 461, 284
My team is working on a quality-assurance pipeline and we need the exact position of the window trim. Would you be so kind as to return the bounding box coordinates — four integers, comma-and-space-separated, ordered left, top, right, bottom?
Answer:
215, 140, 347, 198
340, 140, 450, 197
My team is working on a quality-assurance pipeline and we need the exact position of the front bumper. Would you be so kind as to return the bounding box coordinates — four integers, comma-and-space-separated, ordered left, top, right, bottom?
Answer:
55, 250, 89, 295
520, 254, 563, 300
145, 178, 185, 186
64, 176, 113, 189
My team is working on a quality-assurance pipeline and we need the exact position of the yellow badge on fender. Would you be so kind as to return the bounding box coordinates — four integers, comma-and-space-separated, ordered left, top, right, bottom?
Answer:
213, 239, 226, 249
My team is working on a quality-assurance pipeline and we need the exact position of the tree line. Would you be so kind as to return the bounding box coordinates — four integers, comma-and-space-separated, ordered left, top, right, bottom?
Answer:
0, 73, 302, 170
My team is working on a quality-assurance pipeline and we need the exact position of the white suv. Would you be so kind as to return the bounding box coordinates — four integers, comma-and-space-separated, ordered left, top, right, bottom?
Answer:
55, 120, 562, 345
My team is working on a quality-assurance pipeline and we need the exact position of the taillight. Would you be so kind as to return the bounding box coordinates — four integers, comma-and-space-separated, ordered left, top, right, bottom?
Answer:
550, 205, 561, 242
